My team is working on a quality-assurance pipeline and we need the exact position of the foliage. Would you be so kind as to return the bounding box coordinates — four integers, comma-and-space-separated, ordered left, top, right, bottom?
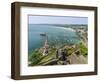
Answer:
28, 47, 57, 66
78, 42, 88, 57
28, 42, 88, 66
65, 47, 76, 56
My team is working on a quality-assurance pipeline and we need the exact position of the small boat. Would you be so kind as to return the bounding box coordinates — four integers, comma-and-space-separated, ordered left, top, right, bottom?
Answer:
40, 33, 46, 36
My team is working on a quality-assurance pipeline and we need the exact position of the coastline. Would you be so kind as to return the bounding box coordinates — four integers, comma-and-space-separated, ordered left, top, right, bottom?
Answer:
28, 24, 88, 66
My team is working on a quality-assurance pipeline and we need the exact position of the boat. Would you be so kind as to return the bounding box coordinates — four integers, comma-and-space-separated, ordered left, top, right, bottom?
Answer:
40, 33, 46, 36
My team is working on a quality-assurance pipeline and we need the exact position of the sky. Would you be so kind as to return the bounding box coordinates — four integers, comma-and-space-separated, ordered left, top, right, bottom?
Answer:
28, 15, 88, 24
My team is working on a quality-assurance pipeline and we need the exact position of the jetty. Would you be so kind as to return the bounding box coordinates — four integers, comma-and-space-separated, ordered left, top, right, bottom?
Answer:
40, 33, 49, 56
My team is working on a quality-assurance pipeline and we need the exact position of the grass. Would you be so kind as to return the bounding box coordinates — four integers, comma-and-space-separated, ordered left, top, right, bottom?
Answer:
28, 42, 88, 66
62, 42, 88, 57
28, 47, 57, 66
78, 42, 88, 57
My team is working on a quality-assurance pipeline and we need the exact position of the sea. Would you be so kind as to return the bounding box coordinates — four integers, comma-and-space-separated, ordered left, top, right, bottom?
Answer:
28, 24, 81, 54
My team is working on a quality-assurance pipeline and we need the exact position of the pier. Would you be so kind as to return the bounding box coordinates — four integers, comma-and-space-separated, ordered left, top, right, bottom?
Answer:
40, 33, 49, 56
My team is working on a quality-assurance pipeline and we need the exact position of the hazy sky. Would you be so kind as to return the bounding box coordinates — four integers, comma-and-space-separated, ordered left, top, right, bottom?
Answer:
28, 15, 88, 24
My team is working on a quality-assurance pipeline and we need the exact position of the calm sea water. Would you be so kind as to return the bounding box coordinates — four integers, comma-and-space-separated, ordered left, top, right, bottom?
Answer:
28, 24, 80, 53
